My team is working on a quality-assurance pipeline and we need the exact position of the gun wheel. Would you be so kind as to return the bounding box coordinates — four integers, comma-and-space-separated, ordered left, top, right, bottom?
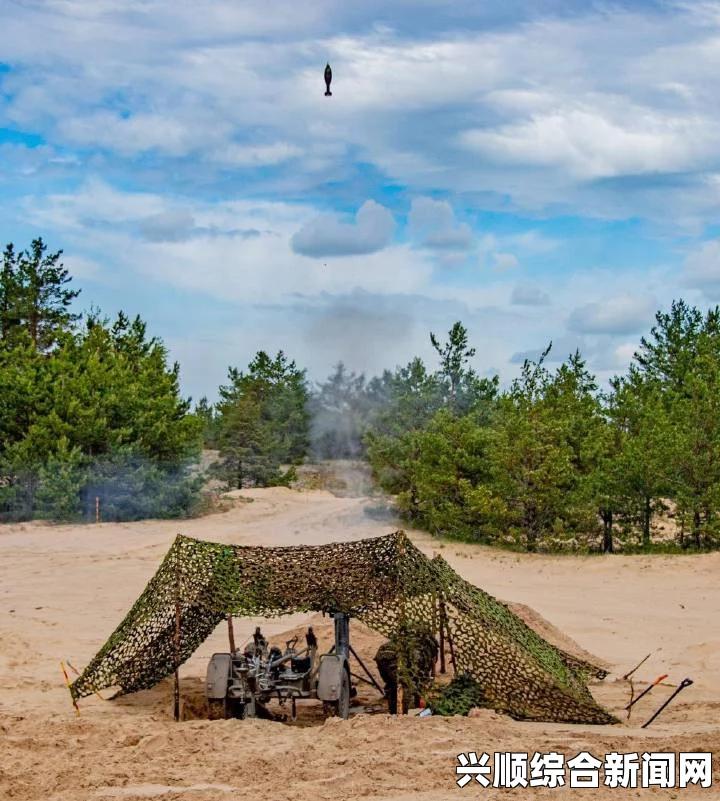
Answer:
208, 698, 228, 720
325, 670, 350, 720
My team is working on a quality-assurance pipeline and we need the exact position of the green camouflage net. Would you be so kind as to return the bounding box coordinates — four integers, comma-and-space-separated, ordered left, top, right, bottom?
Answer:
70, 531, 618, 724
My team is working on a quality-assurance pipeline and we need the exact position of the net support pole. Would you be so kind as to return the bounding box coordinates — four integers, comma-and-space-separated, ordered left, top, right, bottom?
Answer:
438, 596, 446, 675
174, 554, 181, 722
440, 598, 456, 675
174, 601, 181, 721
227, 615, 236, 654
396, 534, 407, 715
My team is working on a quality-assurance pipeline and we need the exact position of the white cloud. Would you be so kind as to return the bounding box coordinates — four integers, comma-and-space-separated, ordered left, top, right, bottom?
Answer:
4, 3, 720, 224
567, 295, 659, 336
60, 254, 104, 280
20, 178, 168, 231
7, 4, 720, 398
459, 104, 719, 181
509, 230, 561, 254
290, 200, 396, 258
138, 211, 196, 242
683, 239, 720, 298
57, 112, 232, 158
207, 142, 302, 167
510, 284, 551, 306
408, 197, 473, 251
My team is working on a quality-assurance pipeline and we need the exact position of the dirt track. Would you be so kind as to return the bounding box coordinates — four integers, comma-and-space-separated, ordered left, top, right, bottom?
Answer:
1, 485, 719, 800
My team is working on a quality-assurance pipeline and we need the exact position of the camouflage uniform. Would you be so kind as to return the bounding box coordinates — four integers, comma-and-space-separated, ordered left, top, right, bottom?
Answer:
375, 628, 439, 714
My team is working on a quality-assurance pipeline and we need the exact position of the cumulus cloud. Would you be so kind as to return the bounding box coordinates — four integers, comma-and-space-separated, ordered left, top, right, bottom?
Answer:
206, 142, 302, 167
138, 211, 196, 242
459, 104, 719, 181
510, 284, 551, 306
5, 2, 720, 399
567, 296, 658, 336
290, 200, 396, 258
509, 230, 561, 254
589, 340, 640, 372
408, 197, 473, 251
3, 3, 720, 224
683, 239, 720, 298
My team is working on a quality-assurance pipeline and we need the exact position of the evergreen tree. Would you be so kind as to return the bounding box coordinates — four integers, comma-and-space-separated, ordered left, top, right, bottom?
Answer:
430, 321, 498, 414
0, 238, 80, 350
215, 351, 310, 488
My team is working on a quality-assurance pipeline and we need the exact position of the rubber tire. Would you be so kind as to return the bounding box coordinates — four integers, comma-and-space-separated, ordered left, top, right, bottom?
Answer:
208, 698, 228, 720
326, 669, 351, 720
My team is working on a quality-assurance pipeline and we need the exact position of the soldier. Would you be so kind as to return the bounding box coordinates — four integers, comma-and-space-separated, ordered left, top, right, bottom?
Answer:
252, 626, 267, 656
375, 625, 439, 714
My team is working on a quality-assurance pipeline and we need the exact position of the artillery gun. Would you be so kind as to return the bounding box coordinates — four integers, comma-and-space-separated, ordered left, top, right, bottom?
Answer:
206, 612, 355, 720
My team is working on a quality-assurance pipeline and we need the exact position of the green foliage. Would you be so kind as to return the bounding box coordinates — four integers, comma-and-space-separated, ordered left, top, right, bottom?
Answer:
1, 238, 80, 350
361, 307, 720, 553
34, 438, 85, 520
194, 397, 220, 448
365, 323, 499, 514
430, 321, 499, 415
428, 673, 489, 716
78, 446, 204, 522
4, 235, 720, 554
0, 241, 203, 523
214, 350, 310, 488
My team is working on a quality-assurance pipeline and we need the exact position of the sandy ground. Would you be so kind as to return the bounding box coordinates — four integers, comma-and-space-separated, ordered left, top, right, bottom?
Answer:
1, 483, 720, 800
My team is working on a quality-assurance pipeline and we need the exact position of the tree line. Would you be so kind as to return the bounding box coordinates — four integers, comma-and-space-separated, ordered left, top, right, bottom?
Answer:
2, 237, 720, 552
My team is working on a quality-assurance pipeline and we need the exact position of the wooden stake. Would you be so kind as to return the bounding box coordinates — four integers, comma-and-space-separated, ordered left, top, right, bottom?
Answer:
397, 682, 405, 716
60, 662, 81, 717
95, 496, 100, 523
66, 660, 107, 701
227, 615, 236, 654
622, 651, 654, 681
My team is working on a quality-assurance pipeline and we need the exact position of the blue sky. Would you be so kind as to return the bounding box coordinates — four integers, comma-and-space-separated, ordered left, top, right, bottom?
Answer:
2, 0, 720, 403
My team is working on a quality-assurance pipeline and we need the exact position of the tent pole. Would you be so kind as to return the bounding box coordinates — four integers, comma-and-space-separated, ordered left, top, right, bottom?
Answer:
440, 599, 456, 675
174, 600, 181, 721
438, 596, 446, 675
396, 533, 407, 715
174, 551, 181, 722
446, 610, 456, 675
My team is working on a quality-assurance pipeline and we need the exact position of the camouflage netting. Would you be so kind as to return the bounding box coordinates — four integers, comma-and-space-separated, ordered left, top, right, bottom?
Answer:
70, 531, 619, 724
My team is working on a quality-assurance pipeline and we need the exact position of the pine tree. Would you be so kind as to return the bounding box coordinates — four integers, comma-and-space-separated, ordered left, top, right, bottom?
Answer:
0, 238, 80, 350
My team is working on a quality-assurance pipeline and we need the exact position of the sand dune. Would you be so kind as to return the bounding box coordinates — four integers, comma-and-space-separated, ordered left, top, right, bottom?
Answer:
1, 485, 719, 800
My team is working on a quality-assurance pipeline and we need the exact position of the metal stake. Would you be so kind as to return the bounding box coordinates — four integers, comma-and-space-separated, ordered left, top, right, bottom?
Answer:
625, 674, 668, 711
641, 678, 693, 728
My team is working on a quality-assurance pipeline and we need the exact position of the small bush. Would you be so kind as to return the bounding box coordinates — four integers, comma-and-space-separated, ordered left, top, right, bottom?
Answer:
428, 673, 489, 717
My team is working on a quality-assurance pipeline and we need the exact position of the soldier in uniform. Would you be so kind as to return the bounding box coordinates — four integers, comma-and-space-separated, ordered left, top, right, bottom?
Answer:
374, 625, 439, 714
